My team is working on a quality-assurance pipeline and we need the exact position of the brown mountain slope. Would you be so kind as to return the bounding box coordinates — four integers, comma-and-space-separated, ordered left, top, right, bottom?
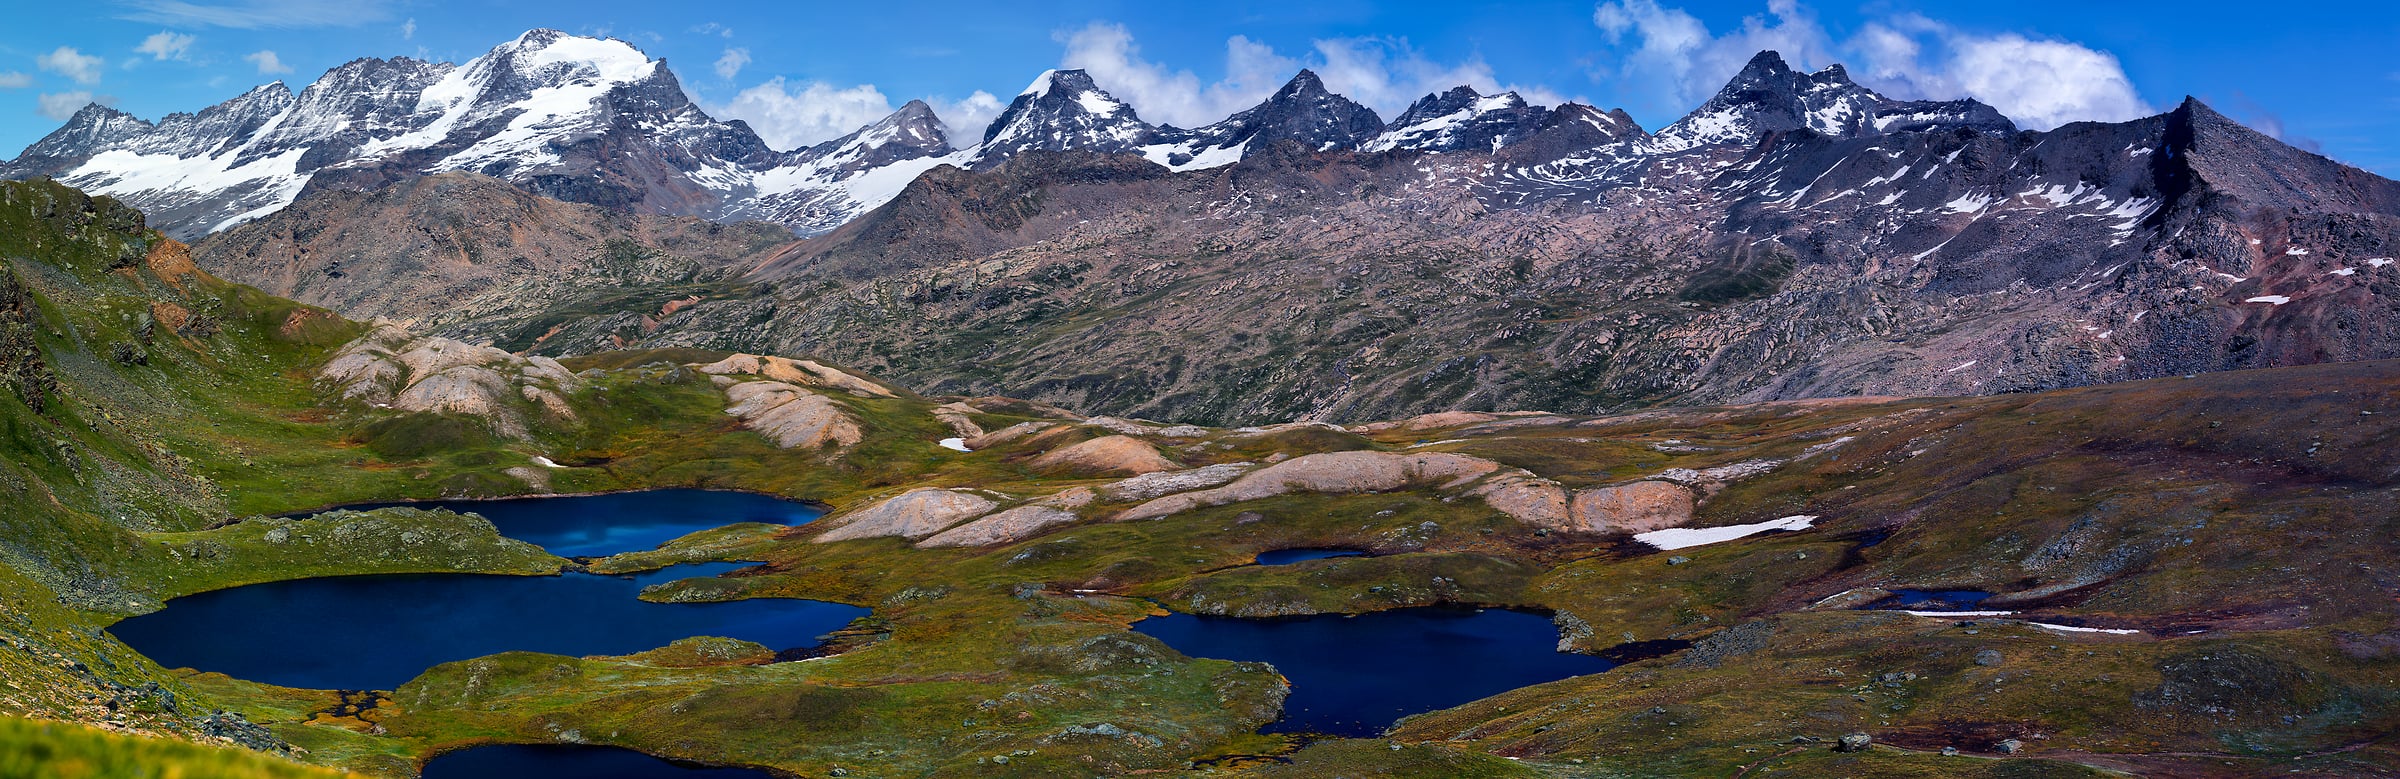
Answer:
189, 172, 798, 351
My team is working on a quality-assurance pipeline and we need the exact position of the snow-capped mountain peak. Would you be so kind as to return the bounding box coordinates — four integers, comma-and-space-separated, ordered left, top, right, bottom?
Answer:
1650, 50, 2012, 153
970, 69, 1156, 166
1364, 86, 1548, 153
1139, 69, 1384, 171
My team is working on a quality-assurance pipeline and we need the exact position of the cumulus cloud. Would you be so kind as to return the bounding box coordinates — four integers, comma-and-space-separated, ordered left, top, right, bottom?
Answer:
1056, 22, 1296, 128
0, 72, 30, 89
1590, 0, 2149, 130
119, 0, 392, 28
715, 47, 751, 80
136, 31, 196, 61
400, 18, 414, 40
930, 91, 1005, 138
244, 49, 291, 75
710, 77, 900, 150
1057, 21, 1563, 127
1595, 0, 1833, 105
38, 47, 104, 85
37, 91, 110, 120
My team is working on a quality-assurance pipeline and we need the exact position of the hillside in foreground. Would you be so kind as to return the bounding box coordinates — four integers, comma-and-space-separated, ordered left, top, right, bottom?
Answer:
0, 177, 2395, 777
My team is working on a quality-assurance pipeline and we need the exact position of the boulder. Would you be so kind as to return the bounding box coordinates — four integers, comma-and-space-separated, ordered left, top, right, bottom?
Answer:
1030, 435, 1181, 475
1471, 470, 1571, 529
695, 353, 895, 398
317, 326, 581, 437
915, 507, 1078, 548
1118, 451, 1500, 521
966, 421, 1055, 450
1567, 481, 1695, 533
815, 488, 998, 542
1097, 463, 1254, 502
931, 402, 987, 438
723, 381, 862, 451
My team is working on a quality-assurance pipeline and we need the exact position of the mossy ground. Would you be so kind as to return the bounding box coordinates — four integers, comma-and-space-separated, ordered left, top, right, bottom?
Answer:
0, 715, 357, 779
1, 178, 2396, 777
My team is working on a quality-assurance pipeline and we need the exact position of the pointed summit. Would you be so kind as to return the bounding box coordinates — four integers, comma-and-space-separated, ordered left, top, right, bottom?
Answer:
1653, 49, 2014, 152
971, 69, 1157, 166
1143, 69, 1384, 169
1, 104, 153, 179
797, 99, 953, 168
1363, 86, 1549, 153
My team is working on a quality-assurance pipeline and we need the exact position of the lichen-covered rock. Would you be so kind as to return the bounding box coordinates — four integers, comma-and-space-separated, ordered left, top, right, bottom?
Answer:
1029, 435, 1180, 475
1471, 469, 1571, 529
1097, 462, 1254, 502
931, 401, 986, 438
1567, 481, 1696, 533
965, 421, 1055, 450
815, 488, 998, 542
316, 325, 580, 437
722, 380, 863, 451
917, 497, 1088, 548
695, 353, 895, 398
1118, 451, 1500, 520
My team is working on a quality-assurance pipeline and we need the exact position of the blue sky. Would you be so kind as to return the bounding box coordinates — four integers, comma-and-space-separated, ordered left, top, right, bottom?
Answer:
2, 0, 2395, 175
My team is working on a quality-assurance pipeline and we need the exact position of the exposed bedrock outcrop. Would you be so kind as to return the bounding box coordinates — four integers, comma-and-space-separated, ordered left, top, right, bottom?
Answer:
815, 488, 1000, 543
1117, 451, 1500, 520
317, 325, 578, 437
720, 380, 864, 451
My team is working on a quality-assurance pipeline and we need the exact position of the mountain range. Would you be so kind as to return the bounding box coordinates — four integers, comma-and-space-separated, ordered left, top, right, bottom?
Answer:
10, 32, 2397, 425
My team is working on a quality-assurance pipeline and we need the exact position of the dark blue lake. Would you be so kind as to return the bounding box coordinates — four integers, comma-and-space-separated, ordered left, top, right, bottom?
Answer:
109, 563, 866, 691
421, 744, 779, 779
1251, 548, 1367, 565
326, 489, 823, 557
1134, 606, 1616, 737
1881, 589, 1996, 611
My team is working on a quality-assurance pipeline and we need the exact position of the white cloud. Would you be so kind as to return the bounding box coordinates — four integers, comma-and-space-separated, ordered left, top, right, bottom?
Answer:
930, 91, 1005, 138
38, 47, 104, 85
136, 31, 196, 61
1313, 37, 1567, 116
0, 72, 30, 89
1590, 0, 2150, 130
1057, 22, 1296, 128
1593, 0, 1832, 107
691, 22, 733, 38
710, 77, 898, 150
399, 18, 415, 40
715, 47, 751, 80
1056, 22, 1561, 128
244, 49, 291, 75
36, 91, 109, 120
118, 0, 392, 29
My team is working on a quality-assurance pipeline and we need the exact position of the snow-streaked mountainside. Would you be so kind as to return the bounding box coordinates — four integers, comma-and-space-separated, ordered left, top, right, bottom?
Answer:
0, 29, 1637, 239
0, 30, 955, 239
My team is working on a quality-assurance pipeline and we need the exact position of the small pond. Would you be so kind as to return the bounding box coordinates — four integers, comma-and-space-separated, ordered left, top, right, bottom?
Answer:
420, 744, 779, 779
326, 489, 824, 557
1879, 589, 1996, 611
109, 562, 866, 691
1250, 548, 1367, 566
1134, 606, 1616, 737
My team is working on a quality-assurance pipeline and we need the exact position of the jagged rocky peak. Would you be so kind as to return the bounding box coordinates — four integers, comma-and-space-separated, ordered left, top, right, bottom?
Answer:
128, 83, 297, 160
2, 104, 155, 176
973, 69, 1157, 165
1499, 102, 1649, 165
1206, 69, 1384, 150
799, 99, 953, 166
1138, 69, 1384, 171
1364, 85, 1550, 153
1654, 50, 2016, 152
